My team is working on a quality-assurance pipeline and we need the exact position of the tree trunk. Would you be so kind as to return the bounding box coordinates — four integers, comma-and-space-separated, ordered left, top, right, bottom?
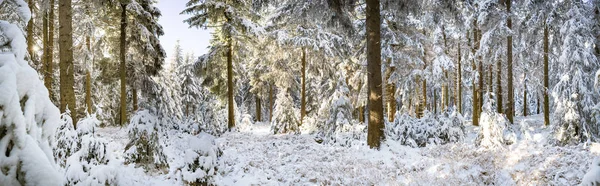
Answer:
433, 89, 437, 114
27, 0, 34, 63
488, 65, 492, 93
256, 95, 261, 122
385, 58, 396, 122
269, 84, 274, 122
133, 88, 138, 112
300, 48, 306, 126
42, 7, 49, 95
119, 3, 127, 126
477, 27, 483, 118
358, 106, 364, 123
227, 32, 234, 130
45, 0, 55, 101
497, 59, 503, 113
523, 81, 527, 117
543, 21, 550, 126
59, 0, 77, 125
366, 0, 384, 149
457, 38, 462, 114
470, 29, 479, 126
442, 26, 448, 111
506, 0, 514, 123
85, 36, 92, 114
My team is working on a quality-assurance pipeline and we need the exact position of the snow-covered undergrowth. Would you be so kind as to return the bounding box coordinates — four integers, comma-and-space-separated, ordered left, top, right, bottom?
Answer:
215, 117, 598, 185
125, 110, 168, 172
386, 109, 465, 147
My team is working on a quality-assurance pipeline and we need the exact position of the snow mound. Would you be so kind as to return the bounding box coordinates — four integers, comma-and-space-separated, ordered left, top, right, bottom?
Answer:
581, 157, 600, 186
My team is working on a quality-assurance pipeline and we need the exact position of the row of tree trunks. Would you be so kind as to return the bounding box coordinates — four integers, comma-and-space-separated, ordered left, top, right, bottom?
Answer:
59, 0, 77, 125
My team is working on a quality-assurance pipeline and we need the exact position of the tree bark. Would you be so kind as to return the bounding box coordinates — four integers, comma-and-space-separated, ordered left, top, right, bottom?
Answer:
85, 36, 92, 114
366, 0, 384, 149
256, 95, 261, 122
27, 0, 34, 63
300, 48, 306, 126
470, 28, 479, 126
227, 31, 234, 130
59, 0, 77, 125
385, 58, 396, 122
506, 0, 515, 123
119, 3, 127, 126
42, 7, 49, 95
442, 26, 448, 111
543, 21, 550, 126
497, 58, 503, 113
133, 88, 138, 112
488, 65, 492, 93
269, 84, 274, 122
45, 0, 55, 101
523, 80, 527, 117
457, 38, 462, 114
477, 27, 483, 118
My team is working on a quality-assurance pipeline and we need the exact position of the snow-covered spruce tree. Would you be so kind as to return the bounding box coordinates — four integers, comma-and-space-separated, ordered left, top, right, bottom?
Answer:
476, 93, 512, 148
317, 76, 365, 146
0, 1, 62, 185
182, 0, 262, 130
270, 59, 300, 134
54, 111, 79, 167
124, 110, 168, 172
552, 1, 599, 145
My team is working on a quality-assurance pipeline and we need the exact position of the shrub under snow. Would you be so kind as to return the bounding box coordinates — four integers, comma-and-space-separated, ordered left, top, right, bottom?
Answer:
181, 132, 222, 185
386, 109, 465, 148
271, 89, 300, 134
124, 110, 168, 172
0, 14, 62, 185
476, 93, 516, 148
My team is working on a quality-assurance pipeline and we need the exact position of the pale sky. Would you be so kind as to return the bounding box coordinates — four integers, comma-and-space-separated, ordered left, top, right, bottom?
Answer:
156, 0, 212, 62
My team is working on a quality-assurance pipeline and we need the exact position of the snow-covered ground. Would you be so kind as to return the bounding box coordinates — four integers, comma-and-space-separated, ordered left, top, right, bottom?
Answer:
94, 114, 599, 185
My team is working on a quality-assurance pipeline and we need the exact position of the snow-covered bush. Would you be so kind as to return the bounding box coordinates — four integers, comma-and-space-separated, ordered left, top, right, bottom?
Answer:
271, 89, 300, 134
63, 114, 118, 185
181, 132, 222, 185
124, 110, 168, 172
316, 78, 364, 146
54, 112, 79, 167
476, 93, 514, 148
0, 7, 62, 185
386, 109, 465, 148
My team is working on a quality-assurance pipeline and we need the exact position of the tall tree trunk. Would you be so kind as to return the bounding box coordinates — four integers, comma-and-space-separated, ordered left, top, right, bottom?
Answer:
45, 0, 55, 101
27, 0, 34, 63
366, 0, 384, 149
488, 65, 492, 93
85, 36, 92, 114
269, 84, 274, 122
470, 29, 479, 126
133, 88, 138, 111
119, 3, 127, 126
457, 38, 462, 114
433, 89, 437, 114
227, 32, 234, 130
497, 59, 503, 113
385, 58, 396, 122
442, 26, 449, 111
358, 106, 364, 123
256, 95, 261, 122
523, 80, 527, 117
506, 0, 515, 123
42, 7, 50, 94
477, 27, 483, 118
300, 48, 306, 126
543, 21, 550, 126
59, 0, 77, 125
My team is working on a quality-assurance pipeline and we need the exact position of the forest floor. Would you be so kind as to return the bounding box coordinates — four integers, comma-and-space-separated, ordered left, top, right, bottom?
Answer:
96, 114, 599, 185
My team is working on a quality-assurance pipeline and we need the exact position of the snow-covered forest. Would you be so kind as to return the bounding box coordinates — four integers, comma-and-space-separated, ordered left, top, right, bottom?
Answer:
1, 0, 600, 185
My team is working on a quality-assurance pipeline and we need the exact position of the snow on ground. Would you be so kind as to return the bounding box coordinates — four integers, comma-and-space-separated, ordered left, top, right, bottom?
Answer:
93, 114, 599, 185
